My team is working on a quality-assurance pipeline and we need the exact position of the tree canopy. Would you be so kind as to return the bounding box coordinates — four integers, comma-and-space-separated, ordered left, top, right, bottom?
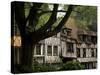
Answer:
72, 5, 97, 31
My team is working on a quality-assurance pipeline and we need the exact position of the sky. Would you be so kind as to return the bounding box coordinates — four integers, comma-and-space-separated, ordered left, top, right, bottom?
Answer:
49, 4, 66, 18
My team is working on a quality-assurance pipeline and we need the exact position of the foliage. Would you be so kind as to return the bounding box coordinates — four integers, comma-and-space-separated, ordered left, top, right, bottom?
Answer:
32, 64, 59, 72
71, 5, 97, 31
32, 59, 85, 72
15, 61, 85, 73
60, 61, 85, 70
36, 13, 51, 29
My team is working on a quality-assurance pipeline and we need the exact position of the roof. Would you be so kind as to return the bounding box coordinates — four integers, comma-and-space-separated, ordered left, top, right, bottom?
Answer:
78, 29, 97, 36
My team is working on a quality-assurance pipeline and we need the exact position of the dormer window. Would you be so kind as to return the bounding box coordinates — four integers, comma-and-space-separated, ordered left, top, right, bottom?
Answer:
62, 29, 67, 34
67, 31, 71, 36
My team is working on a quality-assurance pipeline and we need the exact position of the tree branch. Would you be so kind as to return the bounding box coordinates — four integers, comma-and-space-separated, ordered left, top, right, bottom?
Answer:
54, 5, 74, 32
35, 4, 59, 33
33, 5, 74, 42
25, 3, 43, 31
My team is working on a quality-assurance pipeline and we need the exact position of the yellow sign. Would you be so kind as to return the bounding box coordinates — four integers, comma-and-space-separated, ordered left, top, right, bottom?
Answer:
12, 36, 21, 47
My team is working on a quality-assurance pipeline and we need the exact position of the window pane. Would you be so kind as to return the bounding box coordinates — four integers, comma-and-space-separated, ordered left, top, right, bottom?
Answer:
53, 46, 58, 56
36, 44, 41, 55
47, 45, 52, 56
91, 48, 94, 57
43, 44, 45, 55
67, 42, 74, 52
83, 48, 86, 57
95, 48, 97, 57
77, 48, 80, 57
67, 31, 71, 36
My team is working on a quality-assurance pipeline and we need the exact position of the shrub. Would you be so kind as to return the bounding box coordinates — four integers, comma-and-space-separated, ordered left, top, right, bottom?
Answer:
32, 63, 58, 72
60, 61, 85, 70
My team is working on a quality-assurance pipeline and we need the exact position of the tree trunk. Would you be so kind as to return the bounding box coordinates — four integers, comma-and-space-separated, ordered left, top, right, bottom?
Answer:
19, 35, 35, 73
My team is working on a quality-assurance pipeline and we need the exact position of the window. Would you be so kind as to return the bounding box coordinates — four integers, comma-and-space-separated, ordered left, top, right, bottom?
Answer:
47, 45, 52, 56
83, 48, 86, 57
91, 49, 95, 57
67, 42, 74, 52
62, 29, 67, 34
79, 35, 87, 42
87, 36, 91, 42
67, 31, 71, 36
83, 35, 86, 42
43, 44, 45, 55
13, 36, 21, 47
91, 36, 97, 44
53, 46, 58, 56
78, 35, 82, 41
95, 48, 97, 57
53, 34, 57, 37
36, 44, 41, 55
77, 48, 80, 57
